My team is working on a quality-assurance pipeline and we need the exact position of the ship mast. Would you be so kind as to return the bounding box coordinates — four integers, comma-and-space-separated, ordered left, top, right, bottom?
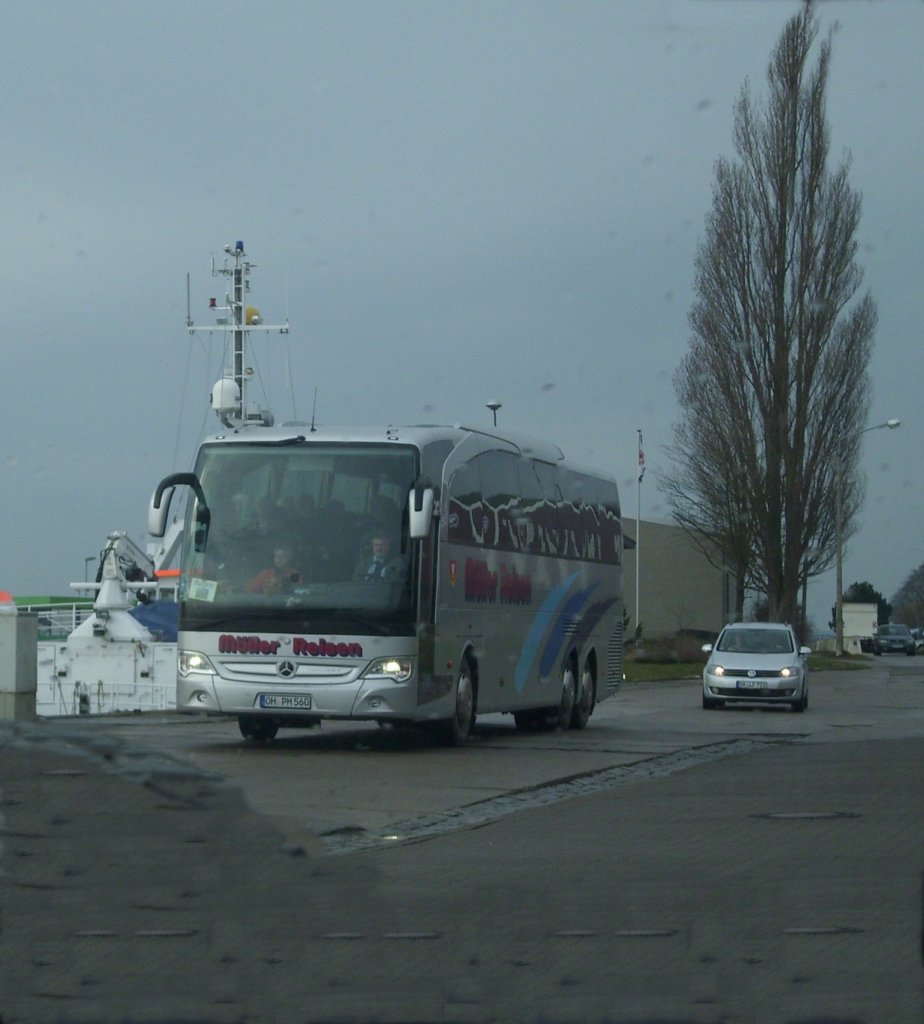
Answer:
186, 240, 289, 428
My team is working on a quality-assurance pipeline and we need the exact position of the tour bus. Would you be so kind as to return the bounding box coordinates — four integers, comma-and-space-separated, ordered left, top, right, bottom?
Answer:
149, 423, 624, 744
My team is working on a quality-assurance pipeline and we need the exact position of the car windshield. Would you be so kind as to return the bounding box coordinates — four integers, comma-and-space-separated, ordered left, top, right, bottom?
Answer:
717, 628, 794, 655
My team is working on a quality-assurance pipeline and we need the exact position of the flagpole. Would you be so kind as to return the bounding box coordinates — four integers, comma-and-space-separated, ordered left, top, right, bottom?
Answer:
636, 429, 643, 641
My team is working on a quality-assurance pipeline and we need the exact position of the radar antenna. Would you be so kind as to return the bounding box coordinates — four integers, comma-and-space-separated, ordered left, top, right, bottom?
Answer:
186, 240, 290, 428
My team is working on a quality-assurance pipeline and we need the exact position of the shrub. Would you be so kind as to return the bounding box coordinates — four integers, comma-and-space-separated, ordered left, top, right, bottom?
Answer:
633, 633, 710, 665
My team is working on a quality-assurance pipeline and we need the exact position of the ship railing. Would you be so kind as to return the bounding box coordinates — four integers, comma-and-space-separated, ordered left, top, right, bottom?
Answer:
21, 602, 96, 640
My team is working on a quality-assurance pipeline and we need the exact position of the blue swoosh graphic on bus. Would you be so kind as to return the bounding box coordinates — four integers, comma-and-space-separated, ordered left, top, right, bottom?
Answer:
568, 596, 619, 654
538, 581, 601, 678
514, 573, 579, 692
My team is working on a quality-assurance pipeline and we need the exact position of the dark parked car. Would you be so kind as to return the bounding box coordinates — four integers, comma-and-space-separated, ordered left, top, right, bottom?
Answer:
873, 624, 916, 656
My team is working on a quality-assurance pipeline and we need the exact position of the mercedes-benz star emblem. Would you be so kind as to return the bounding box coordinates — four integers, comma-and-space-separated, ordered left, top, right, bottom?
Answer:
277, 660, 297, 678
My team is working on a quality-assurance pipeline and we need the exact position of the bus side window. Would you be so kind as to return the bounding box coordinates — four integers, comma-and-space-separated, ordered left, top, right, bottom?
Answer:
446, 459, 483, 546
530, 460, 562, 556
518, 459, 546, 553
473, 450, 519, 551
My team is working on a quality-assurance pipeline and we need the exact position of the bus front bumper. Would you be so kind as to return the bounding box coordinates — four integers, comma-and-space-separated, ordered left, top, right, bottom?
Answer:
177, 671, 435, 722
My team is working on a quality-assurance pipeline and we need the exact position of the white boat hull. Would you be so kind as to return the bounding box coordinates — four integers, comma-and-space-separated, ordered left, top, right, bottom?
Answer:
36, 638, 176, 716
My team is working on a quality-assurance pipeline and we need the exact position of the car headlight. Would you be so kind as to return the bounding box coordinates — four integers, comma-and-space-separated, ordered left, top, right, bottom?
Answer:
363, 657, 414, 683
178, 650, 214, 677
780, 665, 801, 678
711, 664, 726, 677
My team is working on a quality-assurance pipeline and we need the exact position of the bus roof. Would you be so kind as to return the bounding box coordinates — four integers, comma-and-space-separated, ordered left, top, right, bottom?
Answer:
198, 422, 615, 483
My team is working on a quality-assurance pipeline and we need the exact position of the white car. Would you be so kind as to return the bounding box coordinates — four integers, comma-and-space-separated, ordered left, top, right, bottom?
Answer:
702, 622, 810, 712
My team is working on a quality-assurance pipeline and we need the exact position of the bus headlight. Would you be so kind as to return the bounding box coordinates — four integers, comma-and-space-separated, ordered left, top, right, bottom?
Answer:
363, 657, 414, 683
178, 650, 215, 677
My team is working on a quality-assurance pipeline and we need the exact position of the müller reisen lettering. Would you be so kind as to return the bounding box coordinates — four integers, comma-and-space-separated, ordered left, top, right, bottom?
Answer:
218, 635, 363, 658
292, 637, 363, 658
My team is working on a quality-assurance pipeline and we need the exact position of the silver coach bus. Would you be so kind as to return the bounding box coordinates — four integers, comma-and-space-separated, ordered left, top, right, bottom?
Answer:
149, 423, 624, 744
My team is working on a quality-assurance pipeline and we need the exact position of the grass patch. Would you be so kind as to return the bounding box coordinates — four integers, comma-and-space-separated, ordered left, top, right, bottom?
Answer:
624, 635, 706, 683
807, 651, 870, 672
624, 659, 701, 683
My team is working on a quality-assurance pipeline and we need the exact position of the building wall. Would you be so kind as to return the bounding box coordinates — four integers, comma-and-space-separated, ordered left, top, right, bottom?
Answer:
623, 518, 730, 640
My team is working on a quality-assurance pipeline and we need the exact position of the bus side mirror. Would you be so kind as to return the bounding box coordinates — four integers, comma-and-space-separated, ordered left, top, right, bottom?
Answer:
148, 485, 175, 537
408, 485, 434, 540
148, 472, 210, 540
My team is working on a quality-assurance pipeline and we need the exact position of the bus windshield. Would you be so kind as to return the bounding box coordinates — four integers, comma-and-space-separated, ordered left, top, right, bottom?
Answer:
179, 442, 420, 633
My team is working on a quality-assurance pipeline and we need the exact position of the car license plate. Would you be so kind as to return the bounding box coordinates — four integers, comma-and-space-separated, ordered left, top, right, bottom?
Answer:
259, 693, 312, 710
736, 680, 763, 690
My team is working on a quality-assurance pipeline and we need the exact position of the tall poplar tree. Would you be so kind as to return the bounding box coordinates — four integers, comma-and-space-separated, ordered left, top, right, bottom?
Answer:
665, 2, 875, 628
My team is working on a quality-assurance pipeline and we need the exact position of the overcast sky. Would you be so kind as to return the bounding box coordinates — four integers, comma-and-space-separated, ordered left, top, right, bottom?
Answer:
3, 0, 921, 631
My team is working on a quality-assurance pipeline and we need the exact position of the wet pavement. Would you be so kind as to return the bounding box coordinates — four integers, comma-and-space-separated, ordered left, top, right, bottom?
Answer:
2, 665, 923, 1023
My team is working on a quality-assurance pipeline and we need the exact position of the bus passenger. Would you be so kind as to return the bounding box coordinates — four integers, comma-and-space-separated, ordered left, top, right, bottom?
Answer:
247, 544, 305, 594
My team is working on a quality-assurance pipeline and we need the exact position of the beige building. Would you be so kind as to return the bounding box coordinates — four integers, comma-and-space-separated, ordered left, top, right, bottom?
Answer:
623, 518, 732, 640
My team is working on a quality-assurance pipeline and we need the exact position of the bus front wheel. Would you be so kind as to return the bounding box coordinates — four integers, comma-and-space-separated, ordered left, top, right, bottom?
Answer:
439, 661, 475, 746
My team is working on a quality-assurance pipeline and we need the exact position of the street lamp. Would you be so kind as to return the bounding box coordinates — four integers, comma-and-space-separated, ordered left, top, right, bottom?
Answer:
834, 417, 901, 656
486, 400, 501, 427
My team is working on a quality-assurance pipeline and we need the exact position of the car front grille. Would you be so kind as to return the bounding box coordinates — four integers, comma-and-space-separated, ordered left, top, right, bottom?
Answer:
720, 668, 788, 678
715, 686, 797, 698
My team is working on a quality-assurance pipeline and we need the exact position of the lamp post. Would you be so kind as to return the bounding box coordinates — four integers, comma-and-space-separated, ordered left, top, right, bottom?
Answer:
834, 417, 901, 656
486, 400, 501, 427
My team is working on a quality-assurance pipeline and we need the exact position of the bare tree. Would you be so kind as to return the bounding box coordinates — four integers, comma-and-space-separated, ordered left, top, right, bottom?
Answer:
891, 567, 924, 629
664, 2, 875, 628
662, 320, 757, 620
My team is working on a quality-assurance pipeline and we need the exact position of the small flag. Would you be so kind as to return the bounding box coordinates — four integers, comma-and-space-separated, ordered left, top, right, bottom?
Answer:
638, 432, 645, 482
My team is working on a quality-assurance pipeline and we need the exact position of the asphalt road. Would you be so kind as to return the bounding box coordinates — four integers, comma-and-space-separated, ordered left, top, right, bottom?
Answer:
1, 658, 922, 1023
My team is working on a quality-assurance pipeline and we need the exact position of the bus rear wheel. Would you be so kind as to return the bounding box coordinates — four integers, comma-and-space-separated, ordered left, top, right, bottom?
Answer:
549, 664, 576, 730
238, 715, 279, 742
569, 667, 594, 730
439, 660, 475, 746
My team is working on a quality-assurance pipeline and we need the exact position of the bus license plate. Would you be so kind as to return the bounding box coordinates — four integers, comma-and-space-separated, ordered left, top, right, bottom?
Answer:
259, 693, 312, 710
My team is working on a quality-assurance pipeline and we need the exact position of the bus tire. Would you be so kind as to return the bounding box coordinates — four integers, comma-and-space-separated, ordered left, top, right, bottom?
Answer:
569, 666, 594, 730
238, 715, 279, 742
439, 660, 476, 746
550, 664, 576, 730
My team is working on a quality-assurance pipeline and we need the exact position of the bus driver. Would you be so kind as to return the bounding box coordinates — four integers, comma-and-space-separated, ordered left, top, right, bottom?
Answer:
353, 534, 405, 582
